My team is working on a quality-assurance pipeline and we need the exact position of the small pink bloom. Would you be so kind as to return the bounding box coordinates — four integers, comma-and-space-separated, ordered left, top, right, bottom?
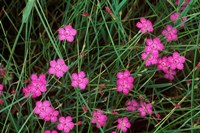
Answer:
126, 99, 139, 111
0, 84, 3, 95
71, 71, 89, 90
170, 13, 187, 27
164, 69, 176, 80
105, 6, 113, 14
168, 51, 185, 70
112, 132, 117, 133
175, 0, 190, 10
136, 17, 153, 34
162, 25, 178, 41
48, 58, 68, 78
117, 117, 131, 132
81, 12, 90, 17
141, 52, 159, 66
57, 116, 74, 133
34, 100, 53, 119
91, 109, 108, 128
58, 24, 77, 42
145, 38, 164, 54
157, 57, 170, 72
44, 108, 59, 122
44, 130, 58, 133
138, 102, 153, 117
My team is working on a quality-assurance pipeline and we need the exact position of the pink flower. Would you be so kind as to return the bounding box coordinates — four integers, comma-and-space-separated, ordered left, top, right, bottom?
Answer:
136, 17, 153, 33
138, 102, 153, 117
162, 25, 178, 41
141, 52, 159, 66
117, 117, 131, 132
157, 57, 170, 72
44, 108, 59, 122
34, 100, 53, 119
175, 0, 190, 10
44, 130, 58, 133
168, 51, 185, 70
71, 71, 89, 90
164, 69, 177, 80
58, 24, 77, 42
57, 116, 74, 133
48, 58, 68, 78
170, 13, 187, 27
0, 84, 3, 95
126, 99, 139, 111
145, 38, 164, 54
116, 70, 134, 95
91, 109, 108, 128
105, 6, 113, 14
22, 74, 47, 98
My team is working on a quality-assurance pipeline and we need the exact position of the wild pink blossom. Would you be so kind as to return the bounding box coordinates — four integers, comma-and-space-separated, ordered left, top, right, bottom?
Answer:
170, 13, 187, 27
91, 109, 108, 128
145, 38, 164, 54
58, 24, 77, 42
175, 0, 190, 10
0, 84, 3, 95
116, 70, 134, 95
57, 116, 74, 133
44, 108, 59, 122
162, 25, 178, 41
126, 99, 139, 111
71, 71, 89, 90
157, 57, 170, 72
34, 100, 53, 119
141, 52, 159, 66
44, 130, 58, 133
168, 51, 185, 70
22, 74, 47, 98
112, 132, 117, 133
138, 102, 153, 117
136, 17, 153, 33
117, 117, 131, 132
48, 58, 68, 78
164, 69, 177, 80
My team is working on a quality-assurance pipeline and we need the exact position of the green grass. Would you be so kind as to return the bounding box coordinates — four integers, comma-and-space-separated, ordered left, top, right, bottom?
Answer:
0, 0, 200, 132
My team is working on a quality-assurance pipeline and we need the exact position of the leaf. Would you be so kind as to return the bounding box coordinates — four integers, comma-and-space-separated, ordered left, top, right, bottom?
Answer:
22, 0, 35, 23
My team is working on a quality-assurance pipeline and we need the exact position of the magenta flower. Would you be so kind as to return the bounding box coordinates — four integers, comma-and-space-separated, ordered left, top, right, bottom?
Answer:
136, 17, 153, 33
157, 57, 170, 72
175, 0, 190, 10
116, 70, 134, 95
0, 84, 3, 95
170, 13, 187, 27
57, 116, 74, 133
44, 108, 59, 122
126, 99, 139, 111
141, 52, 159, 66
162, 25, 178, 41
168, 51, 185, 70
58, 24, 77, 42
138, 102, 153, 117
117, 117, 131, 132
91, 109, 108, 128
48, 58, 68, 78
34, 100, 53, 119
164, 69, 177, 80
44, 130, 58, 133
22, 74, 47, 98
71, 71, 89, 90
145, 38, 164, 54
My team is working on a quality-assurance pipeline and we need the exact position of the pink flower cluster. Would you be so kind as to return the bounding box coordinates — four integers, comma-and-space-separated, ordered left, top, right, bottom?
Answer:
34, 100, 59, 122
44, 130, 58, 133
157, 51, 185, 80
126, 99, 153, 117
117, 117, 131, 132
57, 116, 74, 133
116, 70, 134, 95
0, 84, 3, 95
136, 18, 153, 34
23, 74, 47, 98
91, 109, 108, 128
141, 38, 164, 66
48, 58, 68, 78
58, 24, 77, 42
71, 71, 89, 90
162, 25, 178, 41
175, 0, 190, 10
170, 12, 187, 27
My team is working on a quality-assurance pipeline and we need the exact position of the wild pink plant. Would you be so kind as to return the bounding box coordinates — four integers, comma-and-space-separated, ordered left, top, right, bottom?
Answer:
168, 51, 185, 70
136, 17, 153, 33
175, 0, 190, 10
0, 84, 3, 95
44, 130, 58, 133
126, 99, 139, 111
91, 109, 108, 128
145, 38, 164, 54
138, 102, 153, 117
170, 12, 187, 27
44, 108, 59, 122
157, 57, 170, 72
164, 69, 177, 80
48, 58, 68, 78
58, 24, 77, 42
141, 52, 159, 66
116, 70, 134, 95
162, 25, 178, 41
57, 116, 75, 133
117, 117, 131, 132
71, 71, 89, 90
